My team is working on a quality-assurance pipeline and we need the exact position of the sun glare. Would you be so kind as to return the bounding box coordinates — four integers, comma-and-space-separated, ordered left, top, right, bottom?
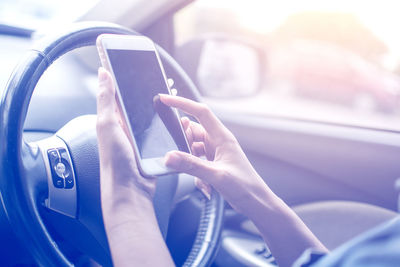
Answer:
196, 0, 400, 67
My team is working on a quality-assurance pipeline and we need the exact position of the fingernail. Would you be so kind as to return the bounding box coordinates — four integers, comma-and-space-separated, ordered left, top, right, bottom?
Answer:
167, 78, 174, 87
195, 179, 211, 200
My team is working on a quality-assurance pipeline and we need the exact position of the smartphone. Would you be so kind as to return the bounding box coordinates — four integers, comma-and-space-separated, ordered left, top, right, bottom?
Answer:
96, 34, 191, 177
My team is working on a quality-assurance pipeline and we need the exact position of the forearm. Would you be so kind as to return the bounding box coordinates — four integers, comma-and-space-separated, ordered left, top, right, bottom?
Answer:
101, 174, 175, 267
243, 183, 328, 267
159, 94, 327, 266
104, 198, 175, 267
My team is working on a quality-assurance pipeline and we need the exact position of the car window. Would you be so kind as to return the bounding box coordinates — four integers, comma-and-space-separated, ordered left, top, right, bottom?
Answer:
0, 0, 99, 30
174, 0, 400, 131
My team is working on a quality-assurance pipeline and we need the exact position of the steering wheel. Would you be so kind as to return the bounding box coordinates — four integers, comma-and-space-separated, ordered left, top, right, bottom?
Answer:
0, 22, 224, 266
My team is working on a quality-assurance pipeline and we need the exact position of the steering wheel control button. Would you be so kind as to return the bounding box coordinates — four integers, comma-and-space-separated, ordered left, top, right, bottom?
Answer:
47, 148, 75, 190
54, 159, 72, 178
65, 177, 74, 189
55, 162, 66, 177
59, 148, 69, 160
53, 177, 64, 188
47, 149, 59, 163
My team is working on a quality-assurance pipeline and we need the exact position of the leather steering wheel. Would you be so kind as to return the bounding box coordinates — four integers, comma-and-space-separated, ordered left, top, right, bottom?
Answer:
0, 22, 224, 266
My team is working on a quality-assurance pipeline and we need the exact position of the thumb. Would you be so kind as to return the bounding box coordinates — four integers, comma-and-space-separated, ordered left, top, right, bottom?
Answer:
164, 151, 216, 183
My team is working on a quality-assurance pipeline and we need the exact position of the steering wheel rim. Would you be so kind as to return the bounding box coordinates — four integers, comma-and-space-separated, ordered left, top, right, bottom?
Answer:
0, 21, 224, 266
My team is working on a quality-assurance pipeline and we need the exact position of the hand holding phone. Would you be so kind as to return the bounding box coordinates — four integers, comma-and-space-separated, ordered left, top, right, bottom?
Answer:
96, 34, 191, 177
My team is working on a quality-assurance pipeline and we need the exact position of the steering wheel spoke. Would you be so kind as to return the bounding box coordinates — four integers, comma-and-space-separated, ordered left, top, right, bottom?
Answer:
20, 141, 48, 201
35, 136, 77, 218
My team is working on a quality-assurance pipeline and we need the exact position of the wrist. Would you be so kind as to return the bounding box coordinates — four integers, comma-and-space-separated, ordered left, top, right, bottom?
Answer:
101, 166, 155, 202
101, 175, 156, 225
101, 161, 156, 197
239, 181, 283, 223
102, 191, 156, 231
244, 186, 301, 237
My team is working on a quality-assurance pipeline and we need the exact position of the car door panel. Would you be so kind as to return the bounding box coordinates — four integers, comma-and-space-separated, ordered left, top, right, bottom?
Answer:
216, 112, 400, 211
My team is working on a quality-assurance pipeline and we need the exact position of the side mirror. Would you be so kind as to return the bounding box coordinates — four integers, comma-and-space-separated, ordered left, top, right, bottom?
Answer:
175, 34, 265, 98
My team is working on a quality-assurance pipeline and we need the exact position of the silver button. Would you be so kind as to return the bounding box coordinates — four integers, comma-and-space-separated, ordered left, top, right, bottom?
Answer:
55, 162, 66, 177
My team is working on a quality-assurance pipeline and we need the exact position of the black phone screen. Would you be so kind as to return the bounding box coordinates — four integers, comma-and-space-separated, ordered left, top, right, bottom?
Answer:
106, 49, 190, 159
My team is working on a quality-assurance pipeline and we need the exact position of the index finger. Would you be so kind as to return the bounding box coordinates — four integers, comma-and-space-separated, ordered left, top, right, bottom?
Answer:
97, 67, 117, 127
159, 94, 223, 136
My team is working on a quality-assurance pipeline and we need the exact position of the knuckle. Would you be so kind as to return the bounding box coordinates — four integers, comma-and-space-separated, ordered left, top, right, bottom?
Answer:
191, 120, 202, 130
172, 152, 192, 171
188, 121, 197, 132
197, 103, 212, 119
199, 103, 211, 114
97, 89, 109, 102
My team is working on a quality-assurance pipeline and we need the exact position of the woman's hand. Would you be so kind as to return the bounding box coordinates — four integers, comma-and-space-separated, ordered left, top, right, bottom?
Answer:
97, 68, 174, 267
161, 94, 274, 217
97, 67, 156, 216
161, 94, 327, 267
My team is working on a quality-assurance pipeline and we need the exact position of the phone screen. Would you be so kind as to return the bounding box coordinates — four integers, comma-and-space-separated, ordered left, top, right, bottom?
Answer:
106, 49, 190, 159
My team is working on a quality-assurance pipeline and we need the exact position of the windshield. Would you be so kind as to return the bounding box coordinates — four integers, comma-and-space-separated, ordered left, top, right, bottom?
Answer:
175, 0, 400, 131
0, 0, 99, 30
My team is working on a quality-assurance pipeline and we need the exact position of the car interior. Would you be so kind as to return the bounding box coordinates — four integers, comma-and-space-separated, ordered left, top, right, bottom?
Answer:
1, 0, 400, 266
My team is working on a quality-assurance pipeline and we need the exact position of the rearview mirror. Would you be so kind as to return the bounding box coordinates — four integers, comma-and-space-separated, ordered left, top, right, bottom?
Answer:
176, 35, 265, 98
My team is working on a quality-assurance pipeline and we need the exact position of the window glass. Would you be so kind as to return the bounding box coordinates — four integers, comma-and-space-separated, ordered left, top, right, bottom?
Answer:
0, 0, 99, 30
174, 0, 400, 131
